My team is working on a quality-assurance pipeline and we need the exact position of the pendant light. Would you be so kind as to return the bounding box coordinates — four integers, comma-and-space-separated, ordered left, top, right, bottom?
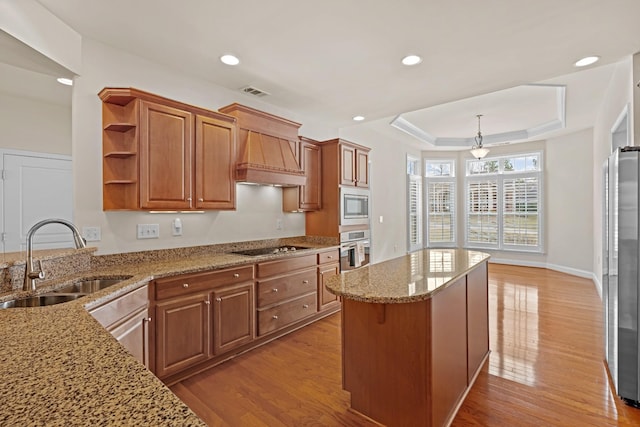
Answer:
470, 114, 489, 160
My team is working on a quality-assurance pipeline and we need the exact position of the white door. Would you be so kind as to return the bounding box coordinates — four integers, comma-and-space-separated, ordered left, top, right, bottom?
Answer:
3, 152, 73, 252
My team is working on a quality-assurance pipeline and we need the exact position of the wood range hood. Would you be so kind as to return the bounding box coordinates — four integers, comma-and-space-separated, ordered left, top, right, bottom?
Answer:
219, 103, 305, 187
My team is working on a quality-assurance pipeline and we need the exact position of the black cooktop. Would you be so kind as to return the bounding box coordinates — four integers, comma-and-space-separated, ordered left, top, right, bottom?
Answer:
232, 246, 309, 257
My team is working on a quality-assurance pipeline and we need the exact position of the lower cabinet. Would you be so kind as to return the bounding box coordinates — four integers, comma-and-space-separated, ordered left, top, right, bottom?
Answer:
151, 265, 254, 380
212, 282, 255, 354
89, 284, 150, 367
256, 254, 318, 336
148, 248, 341, 383
155, 292, 211, 379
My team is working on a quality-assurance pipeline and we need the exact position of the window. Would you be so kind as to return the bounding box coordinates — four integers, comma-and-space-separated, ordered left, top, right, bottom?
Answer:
465, 153, 543, 252
407, 156, 422, 252
425, 160, 456, 247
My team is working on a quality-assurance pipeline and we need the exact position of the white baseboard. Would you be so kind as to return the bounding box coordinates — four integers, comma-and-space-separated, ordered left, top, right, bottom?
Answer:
489, 257, 597, 286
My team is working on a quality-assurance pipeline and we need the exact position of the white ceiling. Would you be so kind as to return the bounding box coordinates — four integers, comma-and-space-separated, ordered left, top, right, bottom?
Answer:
10, 1, 640, 146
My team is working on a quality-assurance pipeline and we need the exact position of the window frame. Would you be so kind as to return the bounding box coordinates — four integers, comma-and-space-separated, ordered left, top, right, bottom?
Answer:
464, 152, 544, 253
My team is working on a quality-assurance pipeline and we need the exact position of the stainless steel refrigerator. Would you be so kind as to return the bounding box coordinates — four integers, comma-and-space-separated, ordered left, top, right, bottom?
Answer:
604, 146, 640, 406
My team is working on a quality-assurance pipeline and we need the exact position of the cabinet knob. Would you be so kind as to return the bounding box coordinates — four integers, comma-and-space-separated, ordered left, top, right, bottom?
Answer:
216, 297, 222, 302
187, 197, 192, 202
143, 317, 152, 323
183, 283, 189, 288
303, 304, 309, 309
233, 273, 240, 278
272, 315, 279, 320
272, 288, 278, 293
198, 198, 204, 202
302, 280, 309, 284
205, 300, 211, 305
327, 255, 333, 259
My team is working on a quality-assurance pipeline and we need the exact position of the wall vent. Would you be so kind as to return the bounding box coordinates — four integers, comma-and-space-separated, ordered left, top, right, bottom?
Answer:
241, 86, 270, 97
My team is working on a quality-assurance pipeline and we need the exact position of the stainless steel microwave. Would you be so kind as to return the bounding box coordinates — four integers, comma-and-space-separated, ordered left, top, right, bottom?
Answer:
340, 187, 370, 226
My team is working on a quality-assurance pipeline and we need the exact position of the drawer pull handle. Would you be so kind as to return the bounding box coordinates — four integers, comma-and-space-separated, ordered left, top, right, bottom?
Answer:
302, 280, 309, 284
327, 255, 333, 259
205, 300, 211, 305
303, 304, 309, 309
143, 317, 152, 322
216, 297, 222, 302
272, 315, 279, 320
233, 273, 240, 278
183, 283, 189, 288
272, 288, 278, 293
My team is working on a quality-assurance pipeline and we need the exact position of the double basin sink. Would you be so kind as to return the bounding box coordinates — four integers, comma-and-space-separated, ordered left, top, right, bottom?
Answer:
0, 277, 131, 310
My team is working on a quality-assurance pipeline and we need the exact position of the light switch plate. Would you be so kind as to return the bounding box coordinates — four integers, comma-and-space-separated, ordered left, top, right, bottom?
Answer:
137, 224, 160, 239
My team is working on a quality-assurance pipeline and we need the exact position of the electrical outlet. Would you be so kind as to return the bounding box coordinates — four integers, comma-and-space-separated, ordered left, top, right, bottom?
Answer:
276, 218, 283, 230
82, 226, 101, 242
137, 224, 160, 239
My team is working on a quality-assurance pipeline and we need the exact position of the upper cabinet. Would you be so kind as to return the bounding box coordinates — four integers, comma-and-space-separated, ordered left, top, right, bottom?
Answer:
99, 88, 236, 211
340, 140, 369, 188
283, 136, 322, 212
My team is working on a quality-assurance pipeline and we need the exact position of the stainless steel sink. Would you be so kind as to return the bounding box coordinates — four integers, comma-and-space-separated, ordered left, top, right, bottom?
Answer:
52, 277, 130, 294
0, 294, 85, 309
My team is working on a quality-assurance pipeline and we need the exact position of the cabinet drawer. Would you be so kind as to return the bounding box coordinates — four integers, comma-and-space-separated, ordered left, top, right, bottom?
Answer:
154, 265, 254, 300
90, 285, 148, 330
318, 249, 339, 265
257, 293, 317, 336
257, 254, 316, 278
257, 268, 317, 308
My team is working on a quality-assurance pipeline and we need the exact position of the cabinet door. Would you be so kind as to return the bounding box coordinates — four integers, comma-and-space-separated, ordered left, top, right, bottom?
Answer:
340, 143, 357, 186
355, 149, 369, 188
140, 100, 193, 209
318, 262, 340, 311
300, 140, 321, 210
110, 306, 150, 368
195, 115, 236, 209
155, 292, 210, 378
212, 282, 255, 355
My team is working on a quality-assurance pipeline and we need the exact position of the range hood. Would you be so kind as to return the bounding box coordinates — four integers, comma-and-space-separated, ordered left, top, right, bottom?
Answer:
219, 103, 305, 187
235, 130, 305, 186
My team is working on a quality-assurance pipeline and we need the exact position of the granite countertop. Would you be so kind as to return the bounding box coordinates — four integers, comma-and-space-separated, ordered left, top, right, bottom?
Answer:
0, 239, 338, 426
325, 249, 490, 304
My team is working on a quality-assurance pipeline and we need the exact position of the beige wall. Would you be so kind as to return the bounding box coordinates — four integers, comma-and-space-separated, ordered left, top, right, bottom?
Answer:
592, 57, 634, 295
0, 92, 71, 155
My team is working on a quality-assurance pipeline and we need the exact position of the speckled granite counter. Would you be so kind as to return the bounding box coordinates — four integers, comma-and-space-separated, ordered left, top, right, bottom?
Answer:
0, 237, 338, 426
324, 248, 490, 303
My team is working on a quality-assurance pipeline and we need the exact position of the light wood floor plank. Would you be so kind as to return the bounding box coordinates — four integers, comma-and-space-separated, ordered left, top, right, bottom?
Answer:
171, 264, 640, 426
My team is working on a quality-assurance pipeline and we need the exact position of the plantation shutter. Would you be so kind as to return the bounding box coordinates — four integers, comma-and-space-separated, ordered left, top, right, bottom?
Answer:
503, 176, 539, 246
466, 179, 498, 245
408, 174, 422, 251
427, 181, 455, 245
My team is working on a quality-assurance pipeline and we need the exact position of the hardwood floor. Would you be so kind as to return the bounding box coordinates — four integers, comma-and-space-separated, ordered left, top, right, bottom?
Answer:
171, 264, 640, 426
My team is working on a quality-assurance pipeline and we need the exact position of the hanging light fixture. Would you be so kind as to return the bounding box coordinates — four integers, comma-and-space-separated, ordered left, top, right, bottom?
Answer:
470, 114, 489, 160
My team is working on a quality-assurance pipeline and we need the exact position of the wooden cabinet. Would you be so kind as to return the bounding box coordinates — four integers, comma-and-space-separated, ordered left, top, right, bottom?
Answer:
256, 254, 318, 336
211, 282, 254, 354
317, 248, 340, 311
306, 138, 371, 237
99, 87, 236, 211
340, 141, 369, 188
283, 137, 322, 212
155, 292, 211, 378
151, 265, 254, 379
89, 284, 150, 367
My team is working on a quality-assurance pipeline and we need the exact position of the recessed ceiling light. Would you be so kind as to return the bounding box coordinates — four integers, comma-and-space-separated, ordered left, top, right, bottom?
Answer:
220, 54, 240, 66
574, 56, 599, 67
401, 55, 422, 66
352, 115, 365, 121
56, 77, 73, 86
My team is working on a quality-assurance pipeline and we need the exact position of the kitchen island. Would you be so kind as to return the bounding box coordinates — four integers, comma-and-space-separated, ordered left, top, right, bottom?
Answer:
325, 249, 490, 427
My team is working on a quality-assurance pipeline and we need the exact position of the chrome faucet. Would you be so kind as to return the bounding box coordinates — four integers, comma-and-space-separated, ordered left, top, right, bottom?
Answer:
23, 218, 87, 291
